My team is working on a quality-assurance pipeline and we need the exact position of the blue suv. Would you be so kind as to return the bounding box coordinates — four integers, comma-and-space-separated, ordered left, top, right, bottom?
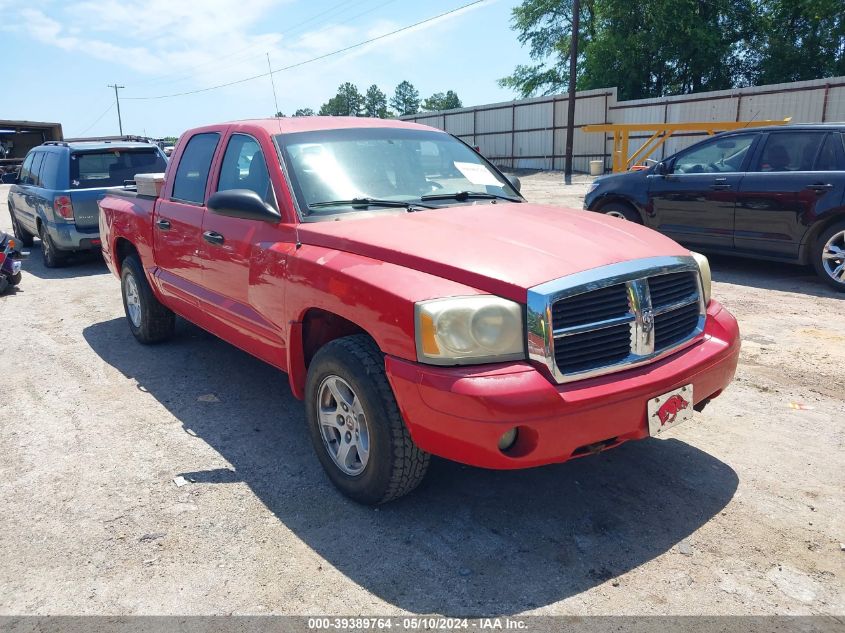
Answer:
7, 140, 167, 267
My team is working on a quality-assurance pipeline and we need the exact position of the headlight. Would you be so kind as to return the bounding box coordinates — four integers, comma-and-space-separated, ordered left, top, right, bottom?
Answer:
415, 296, 525, 365
690, 251, 712, 305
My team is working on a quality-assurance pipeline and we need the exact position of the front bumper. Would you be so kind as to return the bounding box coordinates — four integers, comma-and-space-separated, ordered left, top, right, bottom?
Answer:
385, 300, 740, 469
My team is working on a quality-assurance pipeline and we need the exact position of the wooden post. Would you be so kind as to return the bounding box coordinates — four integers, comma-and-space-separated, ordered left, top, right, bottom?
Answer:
564, 0, 580, 184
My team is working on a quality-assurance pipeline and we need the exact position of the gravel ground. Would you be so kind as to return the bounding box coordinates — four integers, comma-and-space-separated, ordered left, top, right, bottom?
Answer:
0, 177, 842, 616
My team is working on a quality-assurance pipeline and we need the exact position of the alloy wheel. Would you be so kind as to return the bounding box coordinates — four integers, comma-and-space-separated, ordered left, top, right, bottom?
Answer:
316, 375, 370, 476
821, 230, 845, 285
124, 273, 142, 328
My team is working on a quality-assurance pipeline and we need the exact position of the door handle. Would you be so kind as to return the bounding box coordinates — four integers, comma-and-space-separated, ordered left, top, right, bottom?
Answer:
710, 183, 732, 190
203, 230, 225, 246
805, 183, 834, 192
156, 219, 171, 230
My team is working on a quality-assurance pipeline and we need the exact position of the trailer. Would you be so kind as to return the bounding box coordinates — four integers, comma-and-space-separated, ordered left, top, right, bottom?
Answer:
0, 120, 64, 171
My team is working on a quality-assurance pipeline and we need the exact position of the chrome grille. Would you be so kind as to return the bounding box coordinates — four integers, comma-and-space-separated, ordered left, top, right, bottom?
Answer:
527, 256, 706, 384
649, 271, 699, 309
655, 301, 701, 351
555, 321, 632, 374
552, 283, 630, 329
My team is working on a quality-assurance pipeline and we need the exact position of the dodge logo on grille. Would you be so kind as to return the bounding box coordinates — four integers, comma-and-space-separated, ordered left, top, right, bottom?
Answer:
641, 308, 655, 334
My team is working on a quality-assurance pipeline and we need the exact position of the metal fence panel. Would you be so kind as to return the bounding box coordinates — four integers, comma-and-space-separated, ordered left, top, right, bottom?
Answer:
476, 107, 513, 134
445, 112, 474, 136
515, 101, 553, 131
402, 76, 845, 173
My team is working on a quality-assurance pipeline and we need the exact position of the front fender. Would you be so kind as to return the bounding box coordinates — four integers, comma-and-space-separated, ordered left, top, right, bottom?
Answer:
281, 244, 484, 398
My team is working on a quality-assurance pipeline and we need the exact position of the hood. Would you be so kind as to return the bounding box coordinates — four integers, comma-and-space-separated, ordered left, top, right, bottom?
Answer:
297, 203, 689, 302
594, 168, 650, 187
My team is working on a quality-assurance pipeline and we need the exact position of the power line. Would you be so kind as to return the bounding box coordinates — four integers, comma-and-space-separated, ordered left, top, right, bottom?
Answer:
140, 0, 403, 91
75, 102, 115, 137
132, 0, 374, 88
125, 0, 487, 101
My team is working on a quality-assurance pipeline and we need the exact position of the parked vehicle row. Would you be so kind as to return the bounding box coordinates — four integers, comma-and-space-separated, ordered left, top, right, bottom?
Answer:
6, 139, 167, 267
584, 124, 845, 291
95, 117, 740, 504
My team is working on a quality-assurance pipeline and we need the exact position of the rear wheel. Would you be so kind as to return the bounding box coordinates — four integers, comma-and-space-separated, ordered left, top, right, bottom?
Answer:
305, 335, 430, 504
811, 221, 845, 293
120, 254, 175, 343
599, 201, 642, 223
39, 225, 65, 268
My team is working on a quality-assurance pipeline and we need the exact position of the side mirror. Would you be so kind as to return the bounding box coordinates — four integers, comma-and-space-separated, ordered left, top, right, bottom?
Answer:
506, 174, 521, 193
654, 161, 670, 175
1, 172, 19, 184
207, 189, 280, 222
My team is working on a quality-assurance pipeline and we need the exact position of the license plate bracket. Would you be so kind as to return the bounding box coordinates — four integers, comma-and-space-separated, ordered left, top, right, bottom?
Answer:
648, 384, 694, 437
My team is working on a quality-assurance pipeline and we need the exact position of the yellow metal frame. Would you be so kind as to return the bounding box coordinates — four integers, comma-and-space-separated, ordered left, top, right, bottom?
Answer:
583, 118, 792, 172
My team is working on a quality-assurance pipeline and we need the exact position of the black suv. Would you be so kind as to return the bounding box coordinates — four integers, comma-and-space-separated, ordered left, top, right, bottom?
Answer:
584, 124, 845, 291
6, 140, 167, 267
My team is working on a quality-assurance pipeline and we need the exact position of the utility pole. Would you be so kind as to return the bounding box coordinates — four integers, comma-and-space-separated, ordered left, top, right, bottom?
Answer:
267, 53, 280, 117
564, 0, 580, 185
107, 83, 125, 136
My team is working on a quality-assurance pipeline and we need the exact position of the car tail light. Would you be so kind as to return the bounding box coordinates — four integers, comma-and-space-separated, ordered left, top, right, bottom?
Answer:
54, 196, 75, 221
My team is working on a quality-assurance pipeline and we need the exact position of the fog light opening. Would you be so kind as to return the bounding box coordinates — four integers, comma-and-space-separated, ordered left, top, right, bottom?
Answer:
498, 427, 519, 453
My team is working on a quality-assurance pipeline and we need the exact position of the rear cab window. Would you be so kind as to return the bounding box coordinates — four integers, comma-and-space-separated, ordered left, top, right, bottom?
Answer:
171, 133, 220, 204
70, 148, 167, 189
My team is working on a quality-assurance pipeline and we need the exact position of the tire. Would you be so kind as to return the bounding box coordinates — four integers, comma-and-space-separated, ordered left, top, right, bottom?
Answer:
9, 206, 34, 248
120, 254, 176, 343
39, 224, 66, 268
599, 201, 642, 223
9, 272, 21, 286
305, 335, 430, 504
811, 221, 845, 293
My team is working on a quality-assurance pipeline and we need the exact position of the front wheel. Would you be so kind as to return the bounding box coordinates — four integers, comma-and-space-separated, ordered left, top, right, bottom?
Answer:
120, 254, 176, 343
812, 222, 845, 293
599, 201, 642, 223
305, 335, 430, 504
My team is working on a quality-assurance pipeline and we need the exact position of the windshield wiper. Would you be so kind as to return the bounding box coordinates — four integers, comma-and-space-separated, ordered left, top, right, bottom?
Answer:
420, 191, 522, 203
308, 197, 434, 211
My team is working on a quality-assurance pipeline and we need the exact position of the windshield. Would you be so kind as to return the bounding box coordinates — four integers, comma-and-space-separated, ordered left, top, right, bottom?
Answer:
276, 128, 520, 217
70, 148, 167, 189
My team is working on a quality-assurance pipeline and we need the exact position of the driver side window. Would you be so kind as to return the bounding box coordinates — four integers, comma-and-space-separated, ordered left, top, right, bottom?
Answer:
672, 134, 756, 174
217, 133, 275, 206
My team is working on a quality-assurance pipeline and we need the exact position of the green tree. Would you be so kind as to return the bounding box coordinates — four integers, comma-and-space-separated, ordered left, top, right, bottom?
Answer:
293, 108, 315, 116
422, 90, 463, 111
390, 80, 420, 116
319, 83, 364, 116
500, 0, 757, 100
363, 85, 389, 118
752, 0, 845, 84
274, 111, 286, 117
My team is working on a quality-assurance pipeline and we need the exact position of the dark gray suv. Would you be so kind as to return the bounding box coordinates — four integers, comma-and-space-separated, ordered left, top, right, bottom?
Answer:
6, 140, 167, 267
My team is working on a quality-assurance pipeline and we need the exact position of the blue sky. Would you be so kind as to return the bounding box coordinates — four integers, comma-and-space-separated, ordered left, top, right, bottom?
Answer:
0, 0, 532, 138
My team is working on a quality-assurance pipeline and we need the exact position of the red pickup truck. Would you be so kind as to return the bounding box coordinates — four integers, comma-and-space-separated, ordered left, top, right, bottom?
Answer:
99, 117, 740, 504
